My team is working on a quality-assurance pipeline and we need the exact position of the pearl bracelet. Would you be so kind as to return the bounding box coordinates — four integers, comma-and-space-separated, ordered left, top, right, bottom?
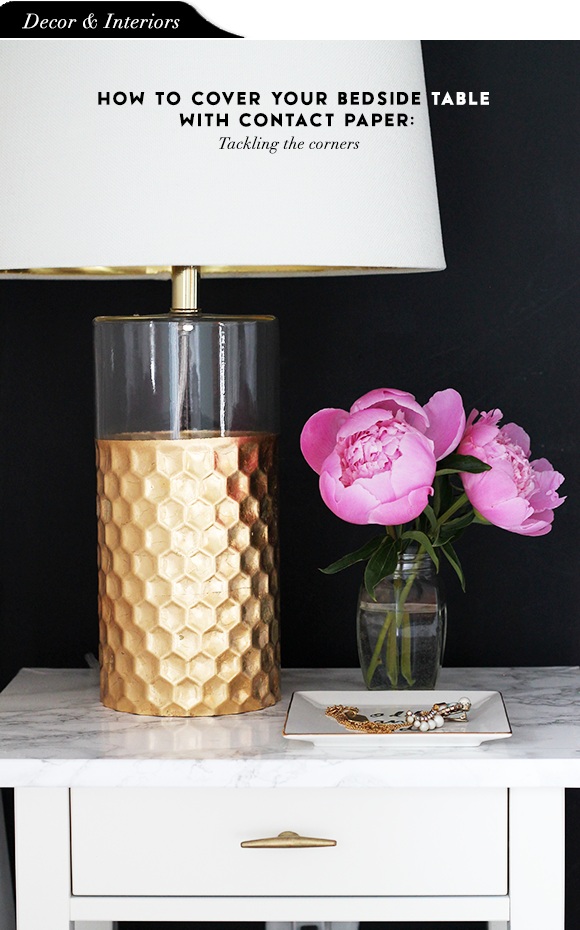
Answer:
404, 697, 472, 732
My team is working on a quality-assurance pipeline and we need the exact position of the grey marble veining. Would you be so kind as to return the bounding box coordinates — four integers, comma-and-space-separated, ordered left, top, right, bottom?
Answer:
0, 666, 579, 788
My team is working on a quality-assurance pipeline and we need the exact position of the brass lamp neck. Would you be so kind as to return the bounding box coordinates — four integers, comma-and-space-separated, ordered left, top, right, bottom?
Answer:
171, 266, 200, 313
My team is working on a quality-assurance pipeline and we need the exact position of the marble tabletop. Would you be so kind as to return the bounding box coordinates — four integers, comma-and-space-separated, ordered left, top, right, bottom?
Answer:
0, 666, 579, 788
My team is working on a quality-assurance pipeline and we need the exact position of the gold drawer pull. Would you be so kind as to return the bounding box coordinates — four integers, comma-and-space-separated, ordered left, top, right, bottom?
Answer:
241, 830, 337, 848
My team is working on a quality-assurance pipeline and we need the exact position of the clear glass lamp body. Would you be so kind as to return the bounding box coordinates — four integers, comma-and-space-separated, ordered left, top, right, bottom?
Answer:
94, 314, 280, 716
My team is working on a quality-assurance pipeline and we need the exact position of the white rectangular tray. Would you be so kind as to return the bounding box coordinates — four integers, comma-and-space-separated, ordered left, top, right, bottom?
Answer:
283, 690, 512, 747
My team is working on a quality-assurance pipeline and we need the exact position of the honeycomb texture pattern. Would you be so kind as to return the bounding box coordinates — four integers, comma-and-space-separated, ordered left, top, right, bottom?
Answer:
96, 433, 280, 716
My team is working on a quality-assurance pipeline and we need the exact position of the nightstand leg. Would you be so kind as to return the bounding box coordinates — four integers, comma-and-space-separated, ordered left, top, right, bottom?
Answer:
14, 788, 72, 930
508, 787, 565, 930
0, 793, 15, 930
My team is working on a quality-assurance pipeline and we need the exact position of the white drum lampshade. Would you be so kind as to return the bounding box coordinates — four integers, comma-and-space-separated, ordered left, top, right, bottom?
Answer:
0, 39, 445, 717
0, 39, 444, 275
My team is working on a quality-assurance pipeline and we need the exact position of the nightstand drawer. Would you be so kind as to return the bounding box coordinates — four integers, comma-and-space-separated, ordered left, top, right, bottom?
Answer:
71, 787, 507, 897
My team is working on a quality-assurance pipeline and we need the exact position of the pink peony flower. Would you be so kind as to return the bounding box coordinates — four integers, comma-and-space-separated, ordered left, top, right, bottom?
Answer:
458, 409, 565, 536
300, 388, 465, 525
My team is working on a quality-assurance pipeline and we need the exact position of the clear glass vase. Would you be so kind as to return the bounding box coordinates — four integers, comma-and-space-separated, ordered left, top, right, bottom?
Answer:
357, 549, 446, 690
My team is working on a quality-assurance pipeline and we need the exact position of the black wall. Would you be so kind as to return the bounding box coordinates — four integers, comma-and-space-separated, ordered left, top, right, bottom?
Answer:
0, 41, 579, 929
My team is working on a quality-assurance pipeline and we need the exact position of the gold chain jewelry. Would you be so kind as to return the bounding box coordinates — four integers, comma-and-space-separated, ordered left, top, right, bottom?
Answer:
325, 705, 411, 733
326, 698, 471, 734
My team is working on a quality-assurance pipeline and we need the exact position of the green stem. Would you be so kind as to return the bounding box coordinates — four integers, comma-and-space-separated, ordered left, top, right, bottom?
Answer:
437, 492, 469, 528
400, 611, 414, 686
364, 610, 395, 686
386, 609, 399, 686
433, 475, 441, 515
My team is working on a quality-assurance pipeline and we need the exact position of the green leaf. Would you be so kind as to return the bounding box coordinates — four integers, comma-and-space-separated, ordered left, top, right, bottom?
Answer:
440, 541, 466, 592
437, 510, 475, 544
433, 474, 454, 519
422, 504, 438, 534
400, 530, 440, 571
364, 537, 398, 600
320, 535, 383, 575
436, 530, 462, 549
436, 454, 492, 476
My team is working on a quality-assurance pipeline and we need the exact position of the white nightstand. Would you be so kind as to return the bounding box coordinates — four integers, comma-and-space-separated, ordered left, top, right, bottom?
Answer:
0, 666, 578, 929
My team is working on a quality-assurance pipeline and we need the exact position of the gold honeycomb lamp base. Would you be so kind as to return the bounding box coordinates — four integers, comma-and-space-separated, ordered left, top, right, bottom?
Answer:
97, 432, 280, 716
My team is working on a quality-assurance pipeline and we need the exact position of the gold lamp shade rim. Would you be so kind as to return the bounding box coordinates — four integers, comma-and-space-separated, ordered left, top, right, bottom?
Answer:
0, 264, 444, 279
